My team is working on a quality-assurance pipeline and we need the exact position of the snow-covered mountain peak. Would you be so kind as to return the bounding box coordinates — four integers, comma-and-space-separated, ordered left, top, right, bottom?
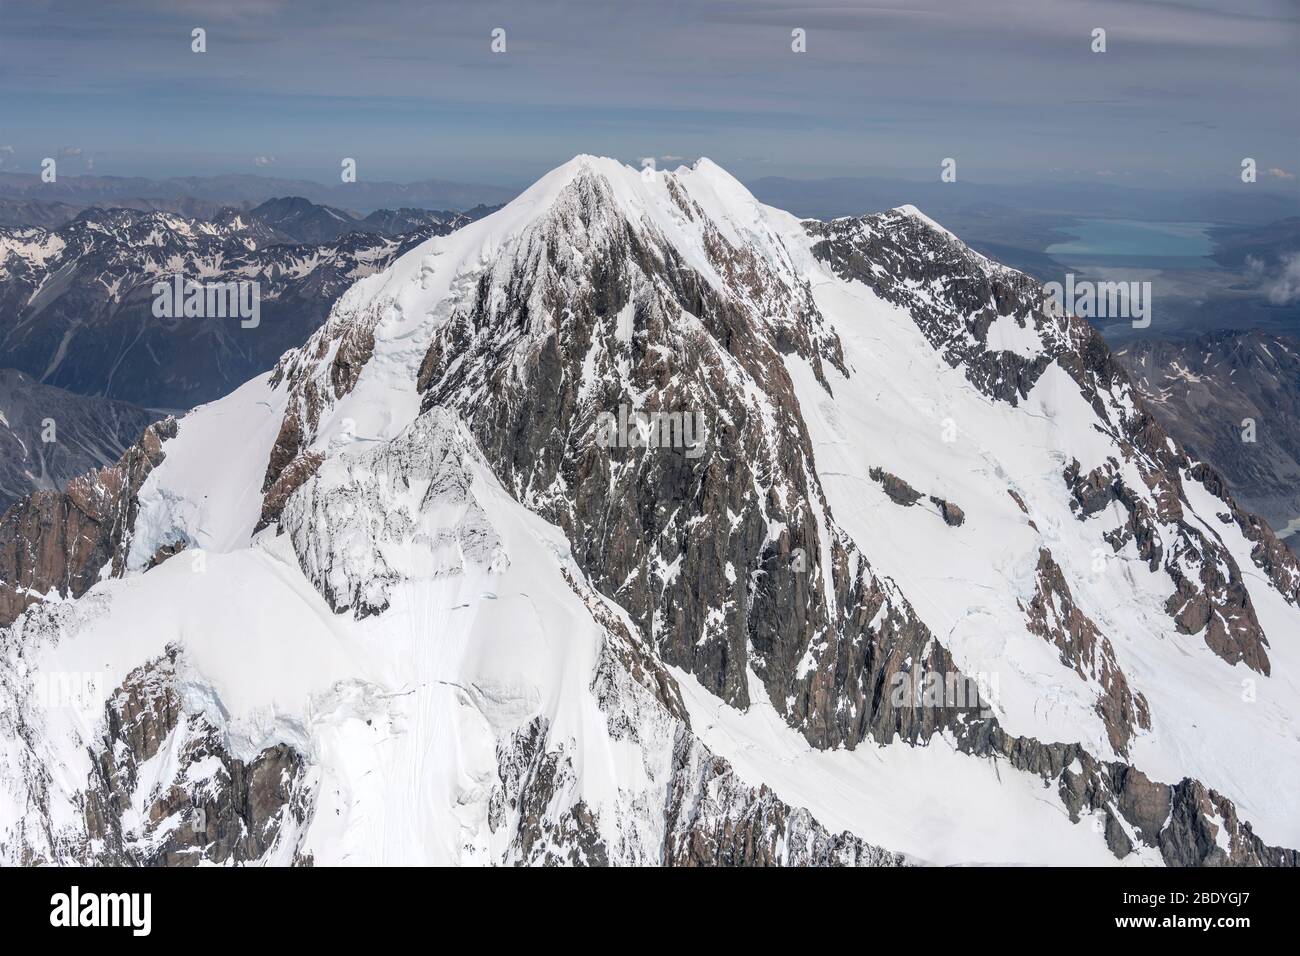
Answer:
888, 203, 960, 241
262, 154, 833, 474
4, 156, 1300, 867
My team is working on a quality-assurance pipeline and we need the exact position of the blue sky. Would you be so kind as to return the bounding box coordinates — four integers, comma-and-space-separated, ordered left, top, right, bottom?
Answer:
2, 0, 1297, 189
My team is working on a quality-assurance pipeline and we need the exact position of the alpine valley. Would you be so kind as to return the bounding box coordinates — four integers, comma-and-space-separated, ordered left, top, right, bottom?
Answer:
2, 157, 1298, 866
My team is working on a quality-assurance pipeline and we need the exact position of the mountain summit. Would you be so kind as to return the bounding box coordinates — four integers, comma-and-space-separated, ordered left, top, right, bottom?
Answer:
2, 156, 1298, 866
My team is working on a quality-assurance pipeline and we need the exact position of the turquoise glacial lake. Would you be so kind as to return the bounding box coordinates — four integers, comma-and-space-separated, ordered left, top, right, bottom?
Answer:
1046, 219, 1214, 258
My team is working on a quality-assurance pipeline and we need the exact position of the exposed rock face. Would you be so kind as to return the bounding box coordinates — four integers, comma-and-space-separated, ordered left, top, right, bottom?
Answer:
869, 467, 923, 507
488, 714, 912, 868
1022, 548, 1150, 755
489, 717, 611, 866
930, 496, 965, 527
808, 209, 1063, 405
662, 731, 909, 867
0, 418, 176, 626
1190, 461, 1300, 604
1066, 455, 1272, 674
82, 649, 312, 866
0, 624, 312, 866
798, 205, 1298, 862
401, 172, 1028, 788
413, 166, 875, 729
866, 469, 966, 526
812, 207, 1294, 676
488, 619, 909, 867
256, 296, 383, 531
1061, 753, 1297, 866
257, 451, 324, 533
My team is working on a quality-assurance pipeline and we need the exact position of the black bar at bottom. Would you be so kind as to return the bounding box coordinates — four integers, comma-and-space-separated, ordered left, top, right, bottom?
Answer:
0, 864, 1291, 940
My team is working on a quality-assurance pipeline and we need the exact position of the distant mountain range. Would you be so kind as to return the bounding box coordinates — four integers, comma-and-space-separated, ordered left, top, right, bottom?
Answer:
747, 176, 1299, 226
13, 170, 1294, 231
1209, 217, 1300, 271
0, 197, 497, 409
0, 370, 161, 512
1117, 330, 1300, 538
0, 171, 518, 214
243, 196, 500, 244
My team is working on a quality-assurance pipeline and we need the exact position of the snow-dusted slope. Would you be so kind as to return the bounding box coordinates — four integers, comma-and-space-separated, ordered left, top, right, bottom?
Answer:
2, 156, 1298, 866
